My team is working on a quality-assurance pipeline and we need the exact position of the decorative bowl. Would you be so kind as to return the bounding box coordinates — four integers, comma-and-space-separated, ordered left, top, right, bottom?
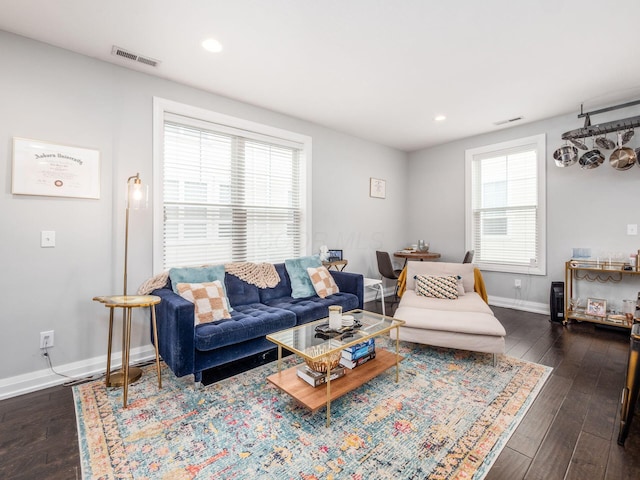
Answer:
304, 344, 342, 372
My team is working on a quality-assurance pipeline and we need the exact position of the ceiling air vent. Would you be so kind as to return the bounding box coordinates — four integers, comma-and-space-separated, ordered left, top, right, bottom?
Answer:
111, 46, 160, 68
493, 116, 523, 126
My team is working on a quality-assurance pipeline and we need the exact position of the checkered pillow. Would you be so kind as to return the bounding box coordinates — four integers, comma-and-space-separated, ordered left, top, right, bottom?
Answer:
306, 266, 340, 298
176, 280, 231, 325
415, 275, 459, 299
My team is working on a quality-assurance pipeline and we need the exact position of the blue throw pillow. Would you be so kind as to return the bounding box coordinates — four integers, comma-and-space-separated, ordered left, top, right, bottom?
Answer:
285, 255, 322, 298
169, 264, 233, 311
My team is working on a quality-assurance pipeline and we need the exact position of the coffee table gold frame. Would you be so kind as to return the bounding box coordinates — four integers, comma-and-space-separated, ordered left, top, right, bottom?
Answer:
266, 309, 405, 427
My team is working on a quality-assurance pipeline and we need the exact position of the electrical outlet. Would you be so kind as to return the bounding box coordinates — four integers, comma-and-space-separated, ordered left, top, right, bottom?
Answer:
40, 330, 54, 349
514, 279, 522, 289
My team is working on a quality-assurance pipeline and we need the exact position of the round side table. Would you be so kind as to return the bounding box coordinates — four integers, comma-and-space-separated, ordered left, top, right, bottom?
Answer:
93, 294, 162, 408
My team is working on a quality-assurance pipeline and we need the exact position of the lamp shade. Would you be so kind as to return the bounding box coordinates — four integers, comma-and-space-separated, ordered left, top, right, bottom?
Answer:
127, 175, 149, 209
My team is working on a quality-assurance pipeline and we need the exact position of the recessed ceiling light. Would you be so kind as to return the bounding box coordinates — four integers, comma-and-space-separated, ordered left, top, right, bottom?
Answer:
202, 38, 223, 53
434, 115, 446, 122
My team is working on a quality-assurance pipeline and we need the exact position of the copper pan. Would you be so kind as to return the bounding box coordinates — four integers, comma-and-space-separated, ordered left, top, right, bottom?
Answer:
610, 132, 637, 170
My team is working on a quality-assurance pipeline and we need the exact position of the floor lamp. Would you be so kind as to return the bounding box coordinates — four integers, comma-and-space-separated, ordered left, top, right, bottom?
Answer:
107, 173, 149, 387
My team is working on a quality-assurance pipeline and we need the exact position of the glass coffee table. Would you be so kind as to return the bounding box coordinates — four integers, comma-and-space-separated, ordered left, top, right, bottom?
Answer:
266, 309, 405, 426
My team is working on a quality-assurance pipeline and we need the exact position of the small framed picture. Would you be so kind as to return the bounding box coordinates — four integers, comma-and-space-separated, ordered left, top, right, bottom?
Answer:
370, 177, 386, 199
328, 249, 343, 261
586, 298, 607, 317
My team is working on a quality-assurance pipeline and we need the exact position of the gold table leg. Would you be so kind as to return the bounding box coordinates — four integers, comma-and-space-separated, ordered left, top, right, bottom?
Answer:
395, 326, 400, 383
325, 355, 332, 427
277, 345, 282, 373
151, 304, 162, 389
105, 308, 114, 387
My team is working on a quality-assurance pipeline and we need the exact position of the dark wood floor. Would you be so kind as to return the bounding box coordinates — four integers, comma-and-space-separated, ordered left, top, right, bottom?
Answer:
1, 301, 640, 479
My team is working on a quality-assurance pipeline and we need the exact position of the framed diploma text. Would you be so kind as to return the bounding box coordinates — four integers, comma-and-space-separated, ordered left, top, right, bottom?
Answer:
12, 137, 100, 199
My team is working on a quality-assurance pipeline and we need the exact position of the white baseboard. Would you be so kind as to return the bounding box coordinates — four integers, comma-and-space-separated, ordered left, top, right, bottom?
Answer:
0, 345, 157, 401
488, 295, 550, 315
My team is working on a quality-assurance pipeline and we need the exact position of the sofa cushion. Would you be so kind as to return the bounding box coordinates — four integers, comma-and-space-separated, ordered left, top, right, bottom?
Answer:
263, 292, 360, 325
415, 275, 458, 299
224, 273, 261, 307
258, 263, 292, 303
169, 265, 225, 293
406, 262, 476, 293
194, 304, 296, 351
285, 255, 322, 298
176, 280, 231, 325
169, 264, 233, 312
307, 265, 340, 298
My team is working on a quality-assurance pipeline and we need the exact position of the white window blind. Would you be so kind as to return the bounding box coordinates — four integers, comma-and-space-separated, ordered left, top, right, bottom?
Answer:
465, 134, 546, 275
156, 106, 309, 270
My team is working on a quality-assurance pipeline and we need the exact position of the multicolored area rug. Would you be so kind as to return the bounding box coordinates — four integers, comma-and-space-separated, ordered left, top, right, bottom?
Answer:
73, 339, 551, 479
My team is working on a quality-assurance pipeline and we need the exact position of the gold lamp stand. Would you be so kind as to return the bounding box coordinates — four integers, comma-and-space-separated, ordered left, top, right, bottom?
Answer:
106, 173, 147, 387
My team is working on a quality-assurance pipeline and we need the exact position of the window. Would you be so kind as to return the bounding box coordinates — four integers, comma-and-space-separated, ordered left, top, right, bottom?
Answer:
153, 98, 311, 272
465, 134, 546, 275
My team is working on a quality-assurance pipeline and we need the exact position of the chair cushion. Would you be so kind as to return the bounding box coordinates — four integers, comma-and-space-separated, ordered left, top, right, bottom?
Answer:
415, 275, 458, 299
406, 262, 476, 292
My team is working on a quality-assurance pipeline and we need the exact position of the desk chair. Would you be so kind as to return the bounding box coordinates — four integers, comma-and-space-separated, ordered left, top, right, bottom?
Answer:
375, 251, 403, 305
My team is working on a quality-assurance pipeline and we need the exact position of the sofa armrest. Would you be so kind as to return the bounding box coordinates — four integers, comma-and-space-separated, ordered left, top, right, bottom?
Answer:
151, 287, 196, 378
330, 271, 364, 309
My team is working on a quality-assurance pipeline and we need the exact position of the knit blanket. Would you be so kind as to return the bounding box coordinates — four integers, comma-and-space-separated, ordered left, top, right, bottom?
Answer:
137, 262, 281, 295
224, 262, 280, 289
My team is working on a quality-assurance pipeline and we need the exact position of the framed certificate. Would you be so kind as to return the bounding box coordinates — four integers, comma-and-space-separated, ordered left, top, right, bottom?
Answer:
370, 177, 386, 199
12, 137, 100, 199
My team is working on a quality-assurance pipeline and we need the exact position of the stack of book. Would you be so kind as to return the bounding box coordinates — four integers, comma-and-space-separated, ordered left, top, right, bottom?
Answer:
340, 338, 376, 369
296, 364, 346, 387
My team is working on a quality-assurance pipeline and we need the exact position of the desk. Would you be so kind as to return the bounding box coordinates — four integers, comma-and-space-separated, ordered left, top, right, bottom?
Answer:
322, 259, 348, 271
93, 294, 162, 407
393, 251, 441, 263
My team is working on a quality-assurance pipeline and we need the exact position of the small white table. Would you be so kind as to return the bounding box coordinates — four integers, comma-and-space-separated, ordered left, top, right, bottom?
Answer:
364, 277, 385, 316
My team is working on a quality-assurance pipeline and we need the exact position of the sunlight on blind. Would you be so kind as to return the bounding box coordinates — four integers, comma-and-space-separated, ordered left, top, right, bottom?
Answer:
471, 147, 539, 267
162, 120, 304, 269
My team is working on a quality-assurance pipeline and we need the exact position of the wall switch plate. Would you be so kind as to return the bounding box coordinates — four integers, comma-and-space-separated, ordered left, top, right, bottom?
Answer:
514, 279, 522, 288
41, 231, 55, 247
627, 224, 638, 235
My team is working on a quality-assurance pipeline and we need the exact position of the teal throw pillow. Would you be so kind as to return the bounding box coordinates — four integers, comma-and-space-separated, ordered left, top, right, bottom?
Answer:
285, 255, 322, 298
169, 264, 232, 311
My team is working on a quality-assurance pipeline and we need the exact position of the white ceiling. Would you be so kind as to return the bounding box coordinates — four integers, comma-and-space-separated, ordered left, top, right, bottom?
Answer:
2, 0, 640, 152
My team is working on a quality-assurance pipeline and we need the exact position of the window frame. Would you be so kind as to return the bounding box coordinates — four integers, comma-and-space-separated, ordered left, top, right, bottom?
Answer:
152, 97, 312, 273
464, 133, 546, 275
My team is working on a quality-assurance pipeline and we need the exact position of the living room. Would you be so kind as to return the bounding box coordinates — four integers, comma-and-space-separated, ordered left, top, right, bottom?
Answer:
2, 1, 640, 478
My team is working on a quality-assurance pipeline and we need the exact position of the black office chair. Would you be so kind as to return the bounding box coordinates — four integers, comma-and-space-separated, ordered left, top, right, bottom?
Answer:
376, 251, 403, 301
462, 250, 474, 263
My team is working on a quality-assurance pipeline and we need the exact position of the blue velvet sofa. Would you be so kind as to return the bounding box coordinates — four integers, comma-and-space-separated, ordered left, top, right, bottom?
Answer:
151, 263, 363, 383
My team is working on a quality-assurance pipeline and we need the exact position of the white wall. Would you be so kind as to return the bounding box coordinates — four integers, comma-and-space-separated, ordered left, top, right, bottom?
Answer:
408, 104, 640, 312
0, 31, 407, 397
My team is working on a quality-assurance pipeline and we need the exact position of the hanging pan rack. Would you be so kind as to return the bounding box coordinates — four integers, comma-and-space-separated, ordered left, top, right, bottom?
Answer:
561, 99, 640, 141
